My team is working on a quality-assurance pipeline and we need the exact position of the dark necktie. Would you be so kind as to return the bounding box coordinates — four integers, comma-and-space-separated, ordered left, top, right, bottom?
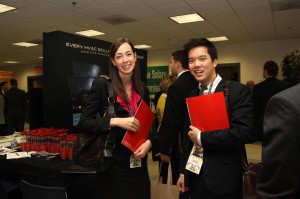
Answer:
199, 85, 207, 96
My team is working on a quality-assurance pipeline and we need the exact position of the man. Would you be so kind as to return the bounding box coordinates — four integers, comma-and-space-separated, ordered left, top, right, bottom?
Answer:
257, 83, 300, 198
4, 79, 26, 134
252, 60, 287, 141
0, 82, 7, 96
157, 50, 198, 186
177, 38, 253, 199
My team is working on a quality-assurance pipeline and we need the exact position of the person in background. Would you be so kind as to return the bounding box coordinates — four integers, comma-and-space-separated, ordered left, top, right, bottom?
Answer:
4, 79, 26, 134
153, 90, 162, 109
0, 82, 7, 135
0, 82, 7, 96
156, 74, 176, 131
78, 38, 151, 199
156, 49, 198, 190
246, 80, 255, 94
177, 38, 253, 199
156, 74, 176, 183
252, 60, 288, 141
257, 83, 300, 198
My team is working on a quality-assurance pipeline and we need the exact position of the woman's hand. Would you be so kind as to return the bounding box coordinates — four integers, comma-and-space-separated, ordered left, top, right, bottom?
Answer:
110, 117, 140, 132
133, 139, 151, 159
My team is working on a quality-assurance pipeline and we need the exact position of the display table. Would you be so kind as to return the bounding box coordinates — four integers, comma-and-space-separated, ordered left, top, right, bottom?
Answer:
0, 156, 100, 199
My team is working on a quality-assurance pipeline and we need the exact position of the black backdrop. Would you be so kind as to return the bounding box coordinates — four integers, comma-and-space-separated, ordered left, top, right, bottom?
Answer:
43, 31, 147, 130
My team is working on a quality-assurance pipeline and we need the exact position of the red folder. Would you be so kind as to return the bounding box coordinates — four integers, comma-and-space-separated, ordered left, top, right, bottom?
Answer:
186, 92, 229, 132
121, 100, 155, 152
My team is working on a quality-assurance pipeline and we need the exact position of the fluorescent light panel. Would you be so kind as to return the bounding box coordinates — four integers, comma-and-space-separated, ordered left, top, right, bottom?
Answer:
207, 36, 229, 42
3, 61, 19, 63
75, 30, 105, 37
134, 44, 151, 49
0, 3, 16, 14
13, 42, 38, 47
170, 13, 204, 24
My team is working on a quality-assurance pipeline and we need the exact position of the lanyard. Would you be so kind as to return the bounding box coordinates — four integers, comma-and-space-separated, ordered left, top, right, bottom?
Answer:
128, 85, 135, 117
201, 77, 215, 95
208, 79, 214, 94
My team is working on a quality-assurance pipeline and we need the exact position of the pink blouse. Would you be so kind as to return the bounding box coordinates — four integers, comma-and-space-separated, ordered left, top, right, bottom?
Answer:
116, 85, 141, 116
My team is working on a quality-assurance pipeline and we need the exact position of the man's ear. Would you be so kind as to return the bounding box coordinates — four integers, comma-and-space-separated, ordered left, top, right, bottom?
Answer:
212, 59, 218, 68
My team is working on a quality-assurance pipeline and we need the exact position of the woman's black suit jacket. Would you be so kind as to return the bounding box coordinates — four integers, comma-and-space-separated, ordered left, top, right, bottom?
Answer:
78, 78, 150, 161
181, 80, 253, 195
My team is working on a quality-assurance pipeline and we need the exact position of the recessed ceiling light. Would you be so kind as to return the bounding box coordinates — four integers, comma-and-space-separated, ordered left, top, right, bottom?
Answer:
207, 36, 229, 42
38, 57, 43, 59
134, 44, 151, 49
3, 61, 19, 64
170, 13, 204, 24
13, 42, 39, 47
75, 30, 105, 37
0, 3, 16, 14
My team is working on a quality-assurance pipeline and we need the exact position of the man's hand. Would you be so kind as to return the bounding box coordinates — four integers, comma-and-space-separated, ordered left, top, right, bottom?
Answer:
155, 153, 171, 163
177, 174, 189, 192
188, 125, 201, 147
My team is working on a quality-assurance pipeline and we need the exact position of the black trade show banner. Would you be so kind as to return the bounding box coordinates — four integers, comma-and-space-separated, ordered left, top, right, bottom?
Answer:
43, 31, 147, 130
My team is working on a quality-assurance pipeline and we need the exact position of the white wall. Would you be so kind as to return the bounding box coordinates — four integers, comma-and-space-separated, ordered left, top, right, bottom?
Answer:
1, 38, 300, 90
0, 65, 41, 91
148, 38, 300, 85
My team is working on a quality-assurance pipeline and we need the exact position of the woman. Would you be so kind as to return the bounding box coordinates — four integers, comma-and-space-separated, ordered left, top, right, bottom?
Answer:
156, 75, 176, 131
79, 38, 151, 199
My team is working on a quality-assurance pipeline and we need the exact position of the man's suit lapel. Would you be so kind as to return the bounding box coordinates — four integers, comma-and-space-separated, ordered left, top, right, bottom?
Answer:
215, 79, 226, 93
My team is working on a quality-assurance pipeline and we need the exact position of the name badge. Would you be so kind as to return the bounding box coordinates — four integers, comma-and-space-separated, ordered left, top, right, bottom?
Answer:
185, 145, 203, 174
130, 155, 141, 168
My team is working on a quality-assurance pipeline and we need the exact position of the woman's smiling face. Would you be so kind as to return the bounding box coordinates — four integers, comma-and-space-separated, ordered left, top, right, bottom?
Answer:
111, 42, 137, 76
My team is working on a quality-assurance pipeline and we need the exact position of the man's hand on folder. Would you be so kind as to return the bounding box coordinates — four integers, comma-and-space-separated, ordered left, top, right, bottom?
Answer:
188, 126, 202, 147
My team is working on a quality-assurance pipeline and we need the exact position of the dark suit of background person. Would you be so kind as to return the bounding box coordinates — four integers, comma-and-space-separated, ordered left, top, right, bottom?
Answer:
257, 83, 300, 199
177, 38, 253, 199
157, 50, 198, 186
4, 79, 26, 134
156, 75, 176, 183
252, 60, 287, 141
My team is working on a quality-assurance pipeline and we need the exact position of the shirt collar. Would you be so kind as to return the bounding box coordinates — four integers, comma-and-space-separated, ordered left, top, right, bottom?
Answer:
198, 74, 222, 94
177, 70, 189, 78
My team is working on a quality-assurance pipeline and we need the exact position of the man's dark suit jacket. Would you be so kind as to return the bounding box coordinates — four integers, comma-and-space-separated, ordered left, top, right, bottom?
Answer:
257, 83, 300, 199
180, 80, 253, 195
158, 71, 198, 155
4, 87, 26, 117
252, 77, 287, 140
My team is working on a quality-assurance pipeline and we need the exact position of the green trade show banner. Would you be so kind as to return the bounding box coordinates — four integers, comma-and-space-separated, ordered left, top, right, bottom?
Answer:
147, 66, 169, 96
